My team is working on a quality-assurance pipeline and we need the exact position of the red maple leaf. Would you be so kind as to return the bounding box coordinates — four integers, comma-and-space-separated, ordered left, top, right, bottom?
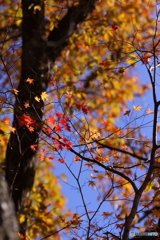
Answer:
61, 137, 73, 149
54, 124, 62, 132
64, 124, 71, 131
60, 118, 68, 125
56, 112, 64, 118
43, 127, 52, 135
53, 139, 63, 150
48, 156, 54, 160
58, 158, 66, 163
82, 105, 88, 114
30, 144, 37, 151
102, 121, 109, 126
28, 126, 34, 132
77, 102, 89, 114
47, 116, 55, 125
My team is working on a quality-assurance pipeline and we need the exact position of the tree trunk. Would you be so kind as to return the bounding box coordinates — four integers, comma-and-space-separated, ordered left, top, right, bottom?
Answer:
5, 0, 48, 214
4, 0, 97, 234
0, 177, 19, 240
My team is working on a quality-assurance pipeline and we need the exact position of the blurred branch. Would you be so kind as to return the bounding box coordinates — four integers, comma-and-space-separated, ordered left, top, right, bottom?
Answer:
0, 24, 21, 44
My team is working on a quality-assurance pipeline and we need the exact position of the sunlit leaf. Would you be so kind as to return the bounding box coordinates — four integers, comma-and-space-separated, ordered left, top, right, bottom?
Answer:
41, 91, 49, 101
12, 89, 19, 95
133, 105, 142, 111
26, 78, 35, 84
146, 108, 153, 114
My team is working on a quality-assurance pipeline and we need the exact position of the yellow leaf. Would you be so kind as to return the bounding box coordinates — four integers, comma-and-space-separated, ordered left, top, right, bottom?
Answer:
144, 181, 154, 192
35, 96, 40, 102
12, 89, 19, 95
31, 205, 39, 211
41, 91, 49, 101
133, 105, 142, 111
16, 19, 22, 26
19, 214, 25, 223
34, 5, 41, 11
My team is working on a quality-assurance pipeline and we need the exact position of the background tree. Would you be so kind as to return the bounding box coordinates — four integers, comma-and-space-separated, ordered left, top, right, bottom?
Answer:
0, 0, 159, 240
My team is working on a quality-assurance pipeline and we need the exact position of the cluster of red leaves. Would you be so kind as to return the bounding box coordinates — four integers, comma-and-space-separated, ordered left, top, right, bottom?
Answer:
44, 113, 71, 135
76, 103, 89, 114
17, 114, 40, 132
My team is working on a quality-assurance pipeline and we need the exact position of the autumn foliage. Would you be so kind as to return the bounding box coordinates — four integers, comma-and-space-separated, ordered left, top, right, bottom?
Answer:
0, 0, 160, 240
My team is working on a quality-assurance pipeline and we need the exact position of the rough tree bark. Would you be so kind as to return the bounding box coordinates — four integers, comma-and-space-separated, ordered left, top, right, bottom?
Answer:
0, 177, 19, 240
3, 0, 97, 235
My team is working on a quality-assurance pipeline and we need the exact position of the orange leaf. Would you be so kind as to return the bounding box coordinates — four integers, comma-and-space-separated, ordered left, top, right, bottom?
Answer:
26, 78, 35, 84
30, 144, 37, 151
3, 117, 11, 125
116, 128, 125, 136
65, 92, 73, 98
121, 145, 128, 150
116, 223, 124, 229
0, 97, 5, 103
28, 126, 34, 132
102, 211, 112, 218
74, 156, 81, 162
115, 214, 124, 220
152, 209, 160, 218
84, 163, 93, 168
18, 232, 30, 240
146, 108, 153, 114
12, 89, 19, 95
24, 101, 30, 108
